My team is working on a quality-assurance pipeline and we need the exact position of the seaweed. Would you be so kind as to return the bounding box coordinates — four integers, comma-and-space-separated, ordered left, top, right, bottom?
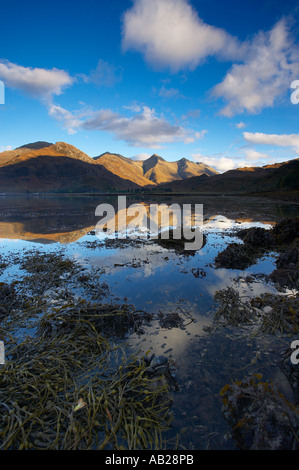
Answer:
0, 250, 174, 450
214, 243, 261, 270
0, 310, 173, 450
19, 250, 81, 295
39, 300, 153, 339
212, 287, 256, 327
220, 374, 299, 450
158, 306, 194, 330
212, 287, 299, 335
215, 216, 299, 280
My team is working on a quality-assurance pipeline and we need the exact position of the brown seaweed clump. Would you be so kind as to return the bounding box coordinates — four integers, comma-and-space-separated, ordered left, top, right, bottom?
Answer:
214, 243, 260, 270
270, 239, 299, 289
158, 306, 194, 330
220, 374, 299, 450
0, 307, 172, 450
0, 282, 19, 319
212, 287, 256, 327
212, 287, 299, 335
39, 300, 153, 339
215, 217, 299, 286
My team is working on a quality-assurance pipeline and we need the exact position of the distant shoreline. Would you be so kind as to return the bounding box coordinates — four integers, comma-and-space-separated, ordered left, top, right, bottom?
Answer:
0, 190, 298, 202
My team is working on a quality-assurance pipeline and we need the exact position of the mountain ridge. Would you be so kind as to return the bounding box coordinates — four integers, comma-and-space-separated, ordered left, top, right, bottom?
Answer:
93, 150, 217, 186
0, 141, 296, 195
160, 158, 299, 194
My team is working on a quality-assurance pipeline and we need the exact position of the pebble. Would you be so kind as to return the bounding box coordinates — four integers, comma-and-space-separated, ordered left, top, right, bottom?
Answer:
263, 306, 273, 313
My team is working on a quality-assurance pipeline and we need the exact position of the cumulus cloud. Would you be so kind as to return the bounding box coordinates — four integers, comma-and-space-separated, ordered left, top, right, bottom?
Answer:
213, 20, 299, 116
123, 102, 143, 113
192, 153, 247, 173
122, 0, 244, 71
47, 104, 86, 135
243, 131, 299, 153
0, 60, 73, 98
48, 103, 204, 147
132, 153, 151, 161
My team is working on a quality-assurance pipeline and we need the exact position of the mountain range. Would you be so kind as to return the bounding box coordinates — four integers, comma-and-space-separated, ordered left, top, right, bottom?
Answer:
0, 142, 217, 193
0, 141, 298, 195
160, 159, 299, 194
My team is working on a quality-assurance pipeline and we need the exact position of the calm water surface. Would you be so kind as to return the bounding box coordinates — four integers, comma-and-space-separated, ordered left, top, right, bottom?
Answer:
0, 195, 298, 449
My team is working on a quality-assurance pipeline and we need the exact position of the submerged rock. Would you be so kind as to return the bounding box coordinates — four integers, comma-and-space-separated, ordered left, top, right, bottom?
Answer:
143, 353, 179, 391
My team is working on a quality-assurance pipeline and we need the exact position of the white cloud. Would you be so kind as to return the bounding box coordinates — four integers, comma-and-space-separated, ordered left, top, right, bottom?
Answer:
47, 104, 84, 135
0, 60, 73, 98
243, 131, 299, 153
195, 130, 208, 140
192, 153, 247, 173
243, 149, 272, 161
0, 145, 12, 152
132, 153, 151, 161
48, 103, 204, 148
122, 0, 244, 72
123, 102, 143, 113
236, 121, 246, 129
213, 19, 299, 116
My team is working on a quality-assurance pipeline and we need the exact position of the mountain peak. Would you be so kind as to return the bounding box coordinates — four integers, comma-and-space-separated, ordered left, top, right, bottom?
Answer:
94, 151, 125, 161
16, 141, 53, 150
151, 153, 164, 160
50, 142, 94, 164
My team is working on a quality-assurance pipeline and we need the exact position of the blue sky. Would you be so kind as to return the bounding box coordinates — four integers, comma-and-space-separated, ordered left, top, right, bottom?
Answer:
0, 0, 299, 172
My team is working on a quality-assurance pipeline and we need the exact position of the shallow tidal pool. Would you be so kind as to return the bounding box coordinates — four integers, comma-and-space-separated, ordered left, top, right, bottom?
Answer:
0, 195, 298, 449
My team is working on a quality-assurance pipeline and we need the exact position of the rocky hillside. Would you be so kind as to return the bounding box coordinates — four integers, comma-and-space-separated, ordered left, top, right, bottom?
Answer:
0, 144, 139, 193
96, 152, 217, 185
160, 159, 299, 194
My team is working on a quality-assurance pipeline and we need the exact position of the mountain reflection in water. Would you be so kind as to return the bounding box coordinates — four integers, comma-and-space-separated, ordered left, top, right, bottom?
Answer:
0, 194, 297, 243
0, 195, 298, 449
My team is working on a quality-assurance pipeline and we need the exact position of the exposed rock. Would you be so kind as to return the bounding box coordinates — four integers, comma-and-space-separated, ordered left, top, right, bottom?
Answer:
238, 226, 276, 247
269, 268, 299, 289
276, 245, 298, 269
214, 242, 260, 270
273, 217, 299, 245
216, 217, 299, 286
